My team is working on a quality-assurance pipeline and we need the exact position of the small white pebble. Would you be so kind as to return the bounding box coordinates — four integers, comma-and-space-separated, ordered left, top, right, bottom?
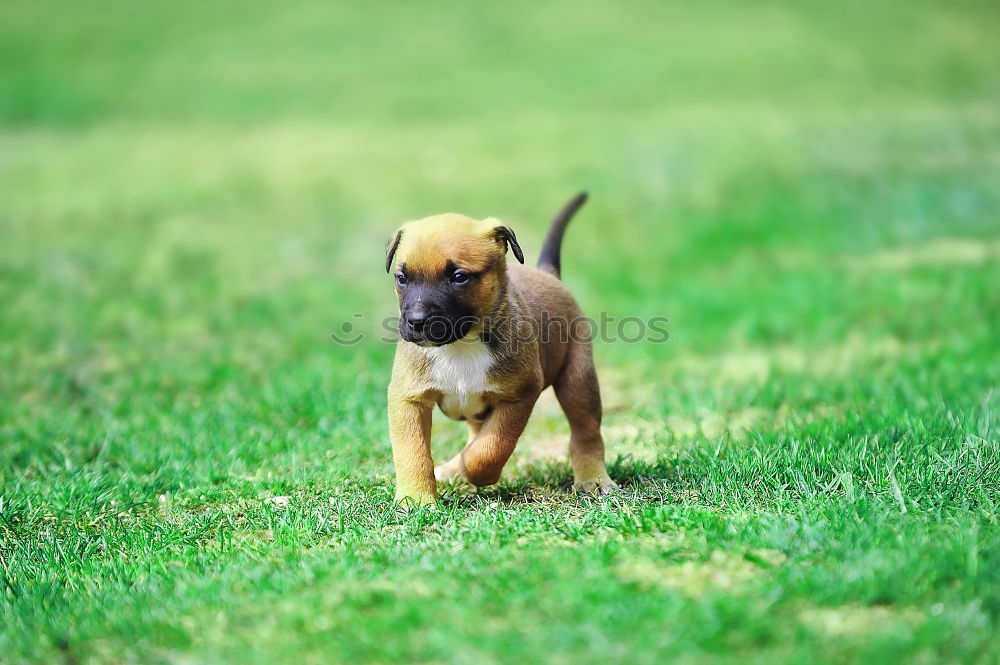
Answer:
266, 496, 291, 507
158, 494, 167, 503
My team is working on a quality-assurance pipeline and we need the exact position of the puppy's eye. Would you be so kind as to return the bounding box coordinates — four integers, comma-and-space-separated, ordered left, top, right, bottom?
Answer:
395, 273, 407, 286
450, 271, 470, 285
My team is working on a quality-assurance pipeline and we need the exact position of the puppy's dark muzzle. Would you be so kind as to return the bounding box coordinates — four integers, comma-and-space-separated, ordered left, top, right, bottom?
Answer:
400, 313, 476, 346
404, 310, 430, 333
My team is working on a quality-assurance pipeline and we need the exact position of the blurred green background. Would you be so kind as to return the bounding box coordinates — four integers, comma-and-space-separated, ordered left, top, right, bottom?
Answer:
1, 1, 998, 663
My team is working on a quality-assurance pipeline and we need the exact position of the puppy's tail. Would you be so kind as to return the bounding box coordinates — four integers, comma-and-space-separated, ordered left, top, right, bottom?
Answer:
537, 191, 588, 279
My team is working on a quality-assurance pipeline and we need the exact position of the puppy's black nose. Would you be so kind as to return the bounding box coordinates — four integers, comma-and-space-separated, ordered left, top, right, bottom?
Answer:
405, 310, 429, 331
404, 303, 440, 332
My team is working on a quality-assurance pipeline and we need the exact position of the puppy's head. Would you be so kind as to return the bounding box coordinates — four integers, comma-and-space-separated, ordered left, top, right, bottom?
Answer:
385, 213, 524, 346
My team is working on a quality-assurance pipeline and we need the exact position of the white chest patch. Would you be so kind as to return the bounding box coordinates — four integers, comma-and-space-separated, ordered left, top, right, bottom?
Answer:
426, 338, 495, 421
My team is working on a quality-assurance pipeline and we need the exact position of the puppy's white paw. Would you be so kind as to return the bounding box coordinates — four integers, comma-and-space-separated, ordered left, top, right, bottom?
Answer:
434, 461, 462, 482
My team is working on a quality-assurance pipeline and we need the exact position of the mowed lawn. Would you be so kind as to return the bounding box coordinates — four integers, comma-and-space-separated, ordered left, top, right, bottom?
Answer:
2, 1, 999, 663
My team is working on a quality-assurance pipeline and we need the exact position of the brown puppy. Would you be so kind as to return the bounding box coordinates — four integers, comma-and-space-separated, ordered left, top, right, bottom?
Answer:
385, 193, 616, 505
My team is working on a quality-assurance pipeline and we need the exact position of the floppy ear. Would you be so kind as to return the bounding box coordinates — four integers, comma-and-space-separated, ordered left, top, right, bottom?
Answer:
385, 230, 403, 273
493, 226, 524, 264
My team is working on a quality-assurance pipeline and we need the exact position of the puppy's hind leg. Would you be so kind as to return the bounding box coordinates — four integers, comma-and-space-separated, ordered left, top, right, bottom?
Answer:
553, 342, 617, 494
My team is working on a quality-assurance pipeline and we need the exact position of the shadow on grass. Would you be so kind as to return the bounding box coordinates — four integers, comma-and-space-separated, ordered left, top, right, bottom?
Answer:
441, 456, 693, 506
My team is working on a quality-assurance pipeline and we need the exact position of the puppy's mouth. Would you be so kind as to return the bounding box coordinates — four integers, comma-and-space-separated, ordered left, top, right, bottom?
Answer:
400, 316, 476, 346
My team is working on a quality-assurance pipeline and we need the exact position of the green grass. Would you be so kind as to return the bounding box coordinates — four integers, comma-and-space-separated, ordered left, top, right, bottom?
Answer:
2, 0, 999, 663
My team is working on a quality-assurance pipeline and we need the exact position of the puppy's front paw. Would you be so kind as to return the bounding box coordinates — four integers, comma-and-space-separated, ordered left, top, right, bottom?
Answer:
434, 464, 459, 482
395, 490, 437, 509
434, 455, 465, 482
573, 473, 619, 496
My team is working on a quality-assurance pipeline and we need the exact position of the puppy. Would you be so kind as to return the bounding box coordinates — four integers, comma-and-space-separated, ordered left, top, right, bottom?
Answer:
385, 193, 616, 505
